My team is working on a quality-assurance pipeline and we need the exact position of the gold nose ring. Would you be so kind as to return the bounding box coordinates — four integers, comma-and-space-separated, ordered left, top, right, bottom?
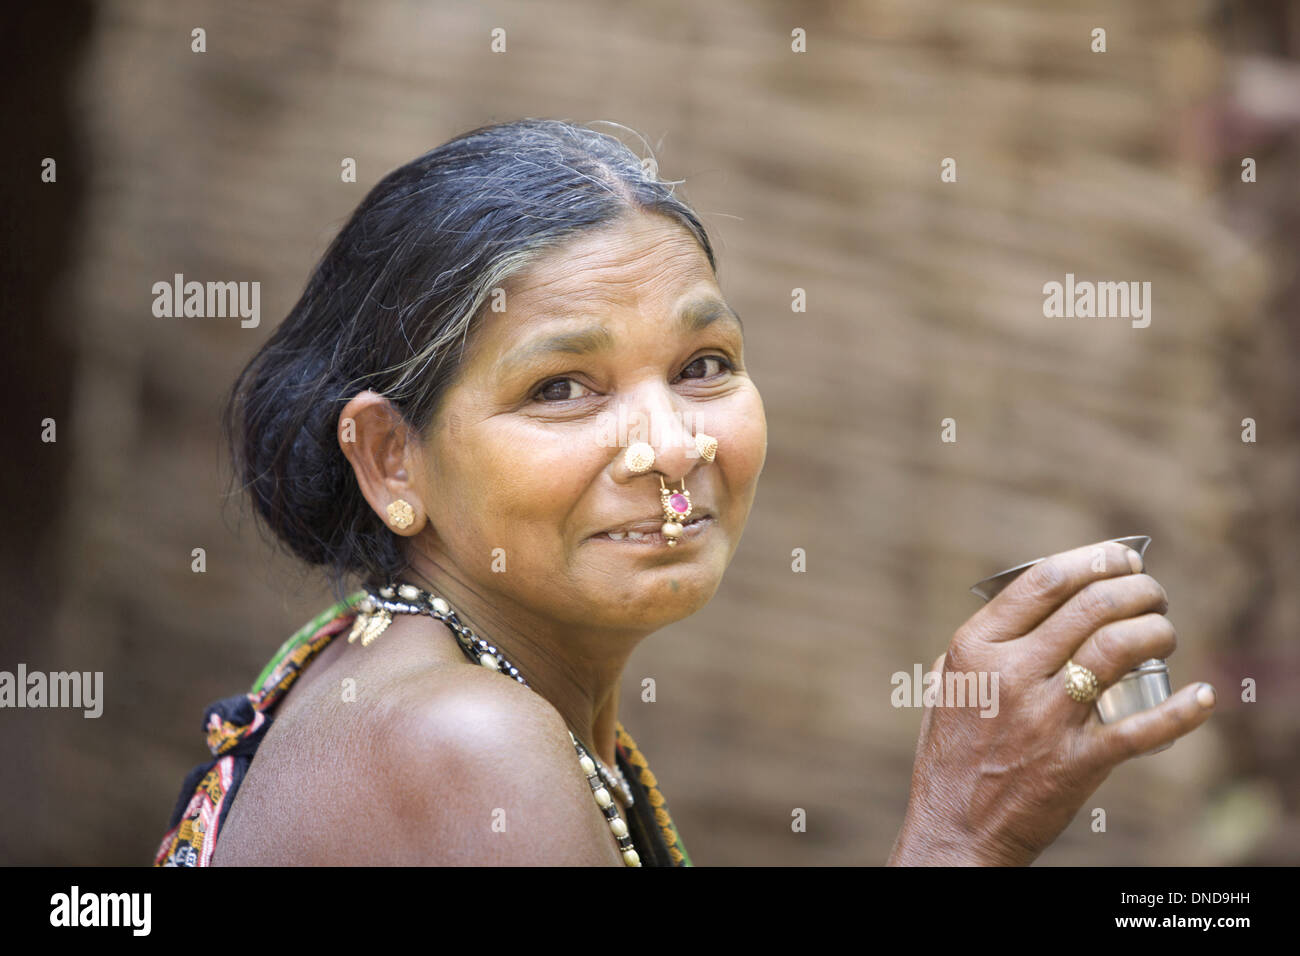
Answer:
625, 442, 655, 474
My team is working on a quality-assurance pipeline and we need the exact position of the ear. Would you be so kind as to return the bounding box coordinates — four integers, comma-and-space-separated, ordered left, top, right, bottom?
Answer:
337, 390, 429, 537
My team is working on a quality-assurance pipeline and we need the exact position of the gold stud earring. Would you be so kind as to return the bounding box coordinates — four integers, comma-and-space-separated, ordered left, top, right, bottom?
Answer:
386, 499, 415, 530
694, 433, 718, 463
625, 442, 655, 474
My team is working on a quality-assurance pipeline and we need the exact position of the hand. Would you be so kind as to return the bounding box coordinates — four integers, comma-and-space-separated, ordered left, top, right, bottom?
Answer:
887, 540, 1216, 866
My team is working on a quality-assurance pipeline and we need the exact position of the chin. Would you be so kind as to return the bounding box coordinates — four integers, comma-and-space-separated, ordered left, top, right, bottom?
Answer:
600, 562, 726, 630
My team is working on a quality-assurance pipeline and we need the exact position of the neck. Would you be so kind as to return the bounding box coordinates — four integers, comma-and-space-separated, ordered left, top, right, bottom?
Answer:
399, 547, 647, 771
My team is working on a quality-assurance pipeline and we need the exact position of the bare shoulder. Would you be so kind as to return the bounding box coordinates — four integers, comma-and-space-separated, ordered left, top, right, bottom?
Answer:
342, 665, 623, 865
212, 630, 626, 866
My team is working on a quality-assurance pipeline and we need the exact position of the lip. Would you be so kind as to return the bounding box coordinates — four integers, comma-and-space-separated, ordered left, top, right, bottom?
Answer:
591, 510, 713, 538
589, 515, 714, 546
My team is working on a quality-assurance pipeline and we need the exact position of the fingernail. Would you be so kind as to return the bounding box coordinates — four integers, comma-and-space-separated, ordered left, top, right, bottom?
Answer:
1196, 683, 1216, 708
1127, 548, 1143, 573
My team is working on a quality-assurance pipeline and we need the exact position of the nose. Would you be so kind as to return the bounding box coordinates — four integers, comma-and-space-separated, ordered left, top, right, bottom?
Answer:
613, 388, 705, 485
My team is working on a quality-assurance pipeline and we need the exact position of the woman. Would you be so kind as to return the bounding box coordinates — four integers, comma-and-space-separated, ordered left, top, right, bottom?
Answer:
154, 118, 1214, 867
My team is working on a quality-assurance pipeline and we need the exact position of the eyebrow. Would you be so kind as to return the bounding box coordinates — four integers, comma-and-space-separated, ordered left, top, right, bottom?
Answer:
498, 298, 743, 376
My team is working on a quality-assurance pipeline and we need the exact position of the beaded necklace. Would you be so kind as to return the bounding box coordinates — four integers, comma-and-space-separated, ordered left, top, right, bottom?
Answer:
348, 581, 641, 866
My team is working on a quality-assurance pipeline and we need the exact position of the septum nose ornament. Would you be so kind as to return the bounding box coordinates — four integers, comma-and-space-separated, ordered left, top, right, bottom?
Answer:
624, 435, 717, 547
658, 475, 692, 546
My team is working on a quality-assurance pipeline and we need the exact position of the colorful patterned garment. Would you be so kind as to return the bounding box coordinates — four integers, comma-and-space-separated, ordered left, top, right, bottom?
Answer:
154, 596, 693, 866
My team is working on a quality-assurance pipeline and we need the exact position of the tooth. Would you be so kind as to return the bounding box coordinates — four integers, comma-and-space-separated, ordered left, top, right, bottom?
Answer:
626, 530, 648, 540
607, 531, 627, 540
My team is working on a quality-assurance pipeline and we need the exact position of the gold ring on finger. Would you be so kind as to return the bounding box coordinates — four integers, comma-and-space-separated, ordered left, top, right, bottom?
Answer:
1064, 659, 1101, 703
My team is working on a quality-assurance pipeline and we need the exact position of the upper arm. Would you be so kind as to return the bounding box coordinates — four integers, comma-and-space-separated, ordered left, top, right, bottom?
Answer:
352, 673, 622, 866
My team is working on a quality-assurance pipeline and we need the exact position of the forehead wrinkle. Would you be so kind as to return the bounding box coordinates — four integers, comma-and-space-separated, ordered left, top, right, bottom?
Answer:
515, 229, 708, 306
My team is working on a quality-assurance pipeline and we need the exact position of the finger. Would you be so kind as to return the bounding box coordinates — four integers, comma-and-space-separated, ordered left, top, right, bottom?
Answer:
1053, 615, 1177, 725
1060, 613, 1177, 689
1030, 575, 1170, 671
1080, 681, 1216, 767
968, 540, 1144, 641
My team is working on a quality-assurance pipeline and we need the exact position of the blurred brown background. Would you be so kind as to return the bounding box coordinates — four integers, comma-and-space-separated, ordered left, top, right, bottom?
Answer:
2, 0, 1297, 865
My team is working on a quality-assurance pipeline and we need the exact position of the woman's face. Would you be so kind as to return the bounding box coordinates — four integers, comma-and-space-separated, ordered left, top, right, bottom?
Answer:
414, 210, 767, 633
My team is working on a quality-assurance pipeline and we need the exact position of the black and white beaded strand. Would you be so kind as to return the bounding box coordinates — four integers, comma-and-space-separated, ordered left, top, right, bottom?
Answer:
349, 582, 641, 867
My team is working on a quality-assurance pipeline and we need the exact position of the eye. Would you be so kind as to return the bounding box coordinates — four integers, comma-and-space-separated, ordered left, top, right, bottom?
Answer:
677, 354, 734, 381
534, 377, 595, 403
530, 355, 734, 404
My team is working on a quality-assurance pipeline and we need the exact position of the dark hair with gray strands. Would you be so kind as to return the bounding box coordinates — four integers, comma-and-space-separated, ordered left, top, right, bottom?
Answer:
224, 117, 718, 600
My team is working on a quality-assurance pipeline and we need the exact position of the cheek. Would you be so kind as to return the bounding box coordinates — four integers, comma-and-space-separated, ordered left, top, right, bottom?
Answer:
717, 389, 767, 484
464, 426, 598, 526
